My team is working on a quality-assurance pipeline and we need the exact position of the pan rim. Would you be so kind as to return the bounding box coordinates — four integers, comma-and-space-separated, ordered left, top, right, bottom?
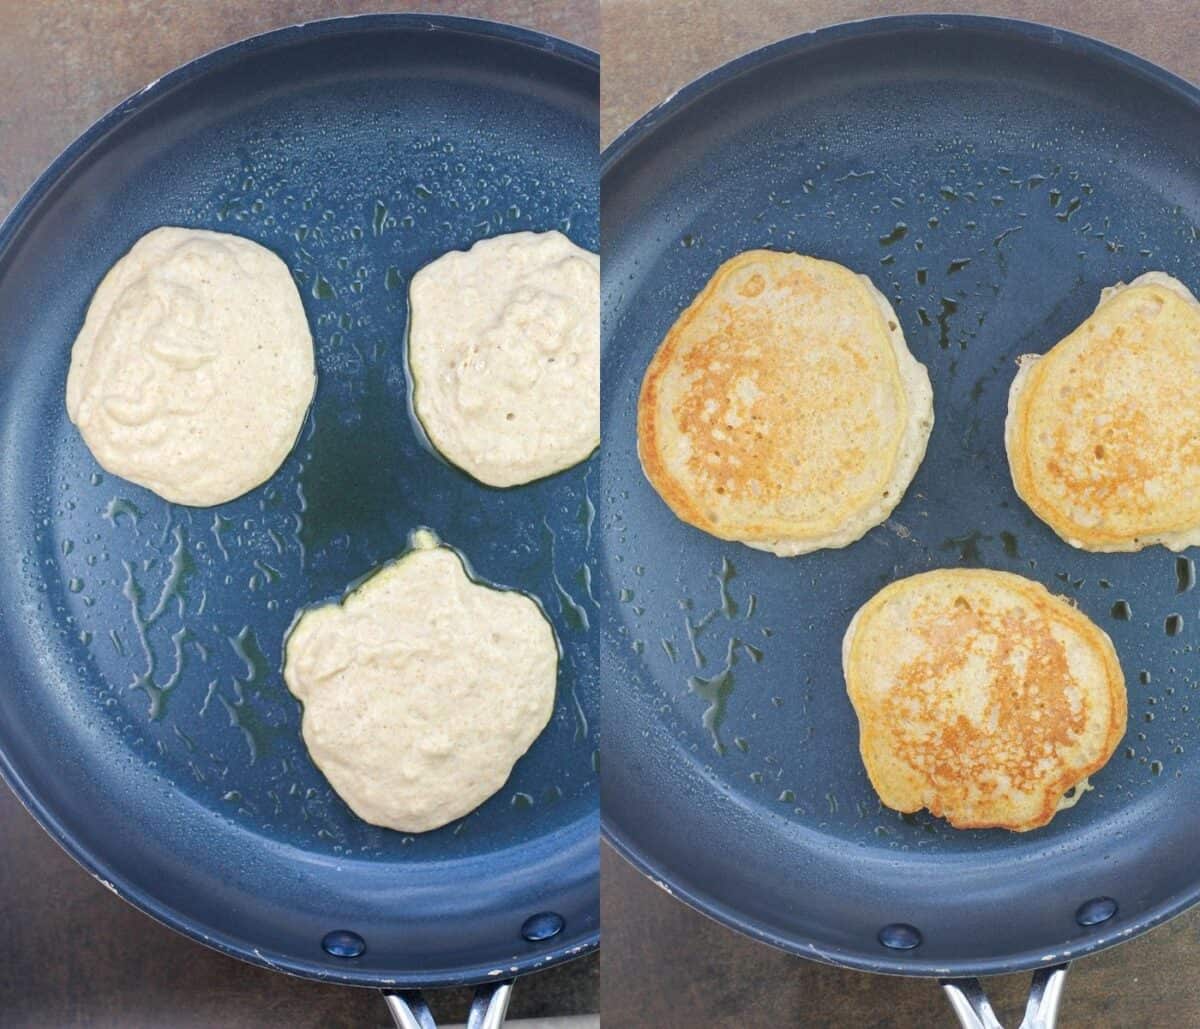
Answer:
0, 11, 599, 989
599, 11, 1200, 978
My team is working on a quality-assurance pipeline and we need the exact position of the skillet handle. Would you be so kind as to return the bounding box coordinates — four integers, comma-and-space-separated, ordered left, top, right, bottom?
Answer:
940, 963, 1069, 1029
383, 979, 515, 1029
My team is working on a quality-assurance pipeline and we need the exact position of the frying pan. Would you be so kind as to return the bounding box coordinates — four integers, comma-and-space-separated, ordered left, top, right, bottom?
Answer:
0, 14, 598, 1025
600, 15, 1200, 1025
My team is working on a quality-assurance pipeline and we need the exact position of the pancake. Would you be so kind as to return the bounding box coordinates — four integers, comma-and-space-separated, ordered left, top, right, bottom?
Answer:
843, 568, 1126, 832
283, 529, 557, 833
637, 250, 933, 556
408, 231, 599, 488
1006, 272, 1200, 551
66, 227, 315, 507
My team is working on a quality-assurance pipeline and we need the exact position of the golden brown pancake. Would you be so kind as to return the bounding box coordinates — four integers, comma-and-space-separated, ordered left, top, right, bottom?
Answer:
1006, 272, 1200, 551
843, 569, 1126, 832
637, 251, 933, 556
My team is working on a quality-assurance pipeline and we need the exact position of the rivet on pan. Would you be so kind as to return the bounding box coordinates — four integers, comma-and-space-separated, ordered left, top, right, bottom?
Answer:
878, 923, 922, 951
322, 929, 366, 958
521, 912, 565, 942
1075, 897, 1118, 927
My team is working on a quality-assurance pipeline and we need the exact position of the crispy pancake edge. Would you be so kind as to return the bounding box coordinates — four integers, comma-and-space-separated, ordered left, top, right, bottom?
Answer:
637, 250, 933, 554
842, 568, 1127, 832
1006, 273, 1200, 552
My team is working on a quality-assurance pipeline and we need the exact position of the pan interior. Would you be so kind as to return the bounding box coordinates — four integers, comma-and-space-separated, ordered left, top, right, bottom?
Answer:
0, 17, 598, 985
601, 17, 1200, 975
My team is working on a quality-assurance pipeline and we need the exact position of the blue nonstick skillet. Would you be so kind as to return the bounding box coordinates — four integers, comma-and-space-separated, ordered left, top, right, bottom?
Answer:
0, 14, 598, 1025
601, 15, 1200, 1026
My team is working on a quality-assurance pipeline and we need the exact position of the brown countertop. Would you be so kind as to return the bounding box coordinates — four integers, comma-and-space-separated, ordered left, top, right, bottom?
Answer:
600, 1, 1200, 1026
0, 3, 597, 1026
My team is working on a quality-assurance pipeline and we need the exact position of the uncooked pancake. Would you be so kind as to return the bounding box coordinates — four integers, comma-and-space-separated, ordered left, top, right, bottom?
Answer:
408, 231, 600, 487
637, 250, 933, 556
843, 568, 1126, 832
66, 227, 315, 506
283, 530, 557, 834
1006, 272, 1200, 551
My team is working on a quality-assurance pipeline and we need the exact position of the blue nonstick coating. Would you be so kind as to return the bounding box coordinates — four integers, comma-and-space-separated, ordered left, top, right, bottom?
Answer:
601, 15, 1200, 977
0, 15, 598, 988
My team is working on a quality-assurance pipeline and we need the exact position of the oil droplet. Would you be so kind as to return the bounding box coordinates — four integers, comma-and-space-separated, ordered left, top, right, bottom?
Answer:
1111, 601, 1132, 620
879, 223, 908, 246
939, 187, 958, 201
779, 789, 795, 803
1000, 531, 1019, 558
1150, 760, 1164, 776
67, 577, 84, 593
715, 557, 738, 618
145, 525, 193, 623
940, 531, 988, 564
384, 266, 403, 291
1139, 671, 1151, 684
915, 268, 927, 285
1059, 197, 1082, 220
1165, 614, 1183, 636
1176, 557, 1195, 593
688, 638, 738, 754
947, 258, 971, 274
209, 513, 232, 561
992, 226, 1024, 248
511, 792, 534, 809
103, 497, 141, 533
916, 308, 932, 327
681, 233, 695, 248
733, 737, 749, 753
229, 625, 270, 687
935, 297, 959, 350
578, 490, 596, 548
415, 184, 434, 199
312, 275, 335, 300
749, 771, 764, 785
730, 639, 758, 664
543, 520, 589, 631
372, 200, 389, 236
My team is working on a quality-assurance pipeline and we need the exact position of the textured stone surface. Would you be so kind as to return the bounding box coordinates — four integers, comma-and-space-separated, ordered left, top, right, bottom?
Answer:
601, 2, 1200, 1025
603, 841, 1200, 1028
601, 0, 1197, 147
0, 3, 596, 1026
0, 0, 598, 222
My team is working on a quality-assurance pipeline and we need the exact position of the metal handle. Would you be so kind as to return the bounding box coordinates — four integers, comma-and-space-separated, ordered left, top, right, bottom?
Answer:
383, 979, 515, 1029
941, 964, 1069, 1029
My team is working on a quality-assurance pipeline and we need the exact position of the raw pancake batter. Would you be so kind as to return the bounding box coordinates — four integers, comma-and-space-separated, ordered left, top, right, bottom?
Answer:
408, 231, 600, 487
66, 227, 315, 506
283, 530, 558, 833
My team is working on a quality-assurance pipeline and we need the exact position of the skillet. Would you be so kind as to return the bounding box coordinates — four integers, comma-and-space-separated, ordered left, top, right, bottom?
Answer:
0, 14, 598, 1025
600, 15, 1200, 1024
